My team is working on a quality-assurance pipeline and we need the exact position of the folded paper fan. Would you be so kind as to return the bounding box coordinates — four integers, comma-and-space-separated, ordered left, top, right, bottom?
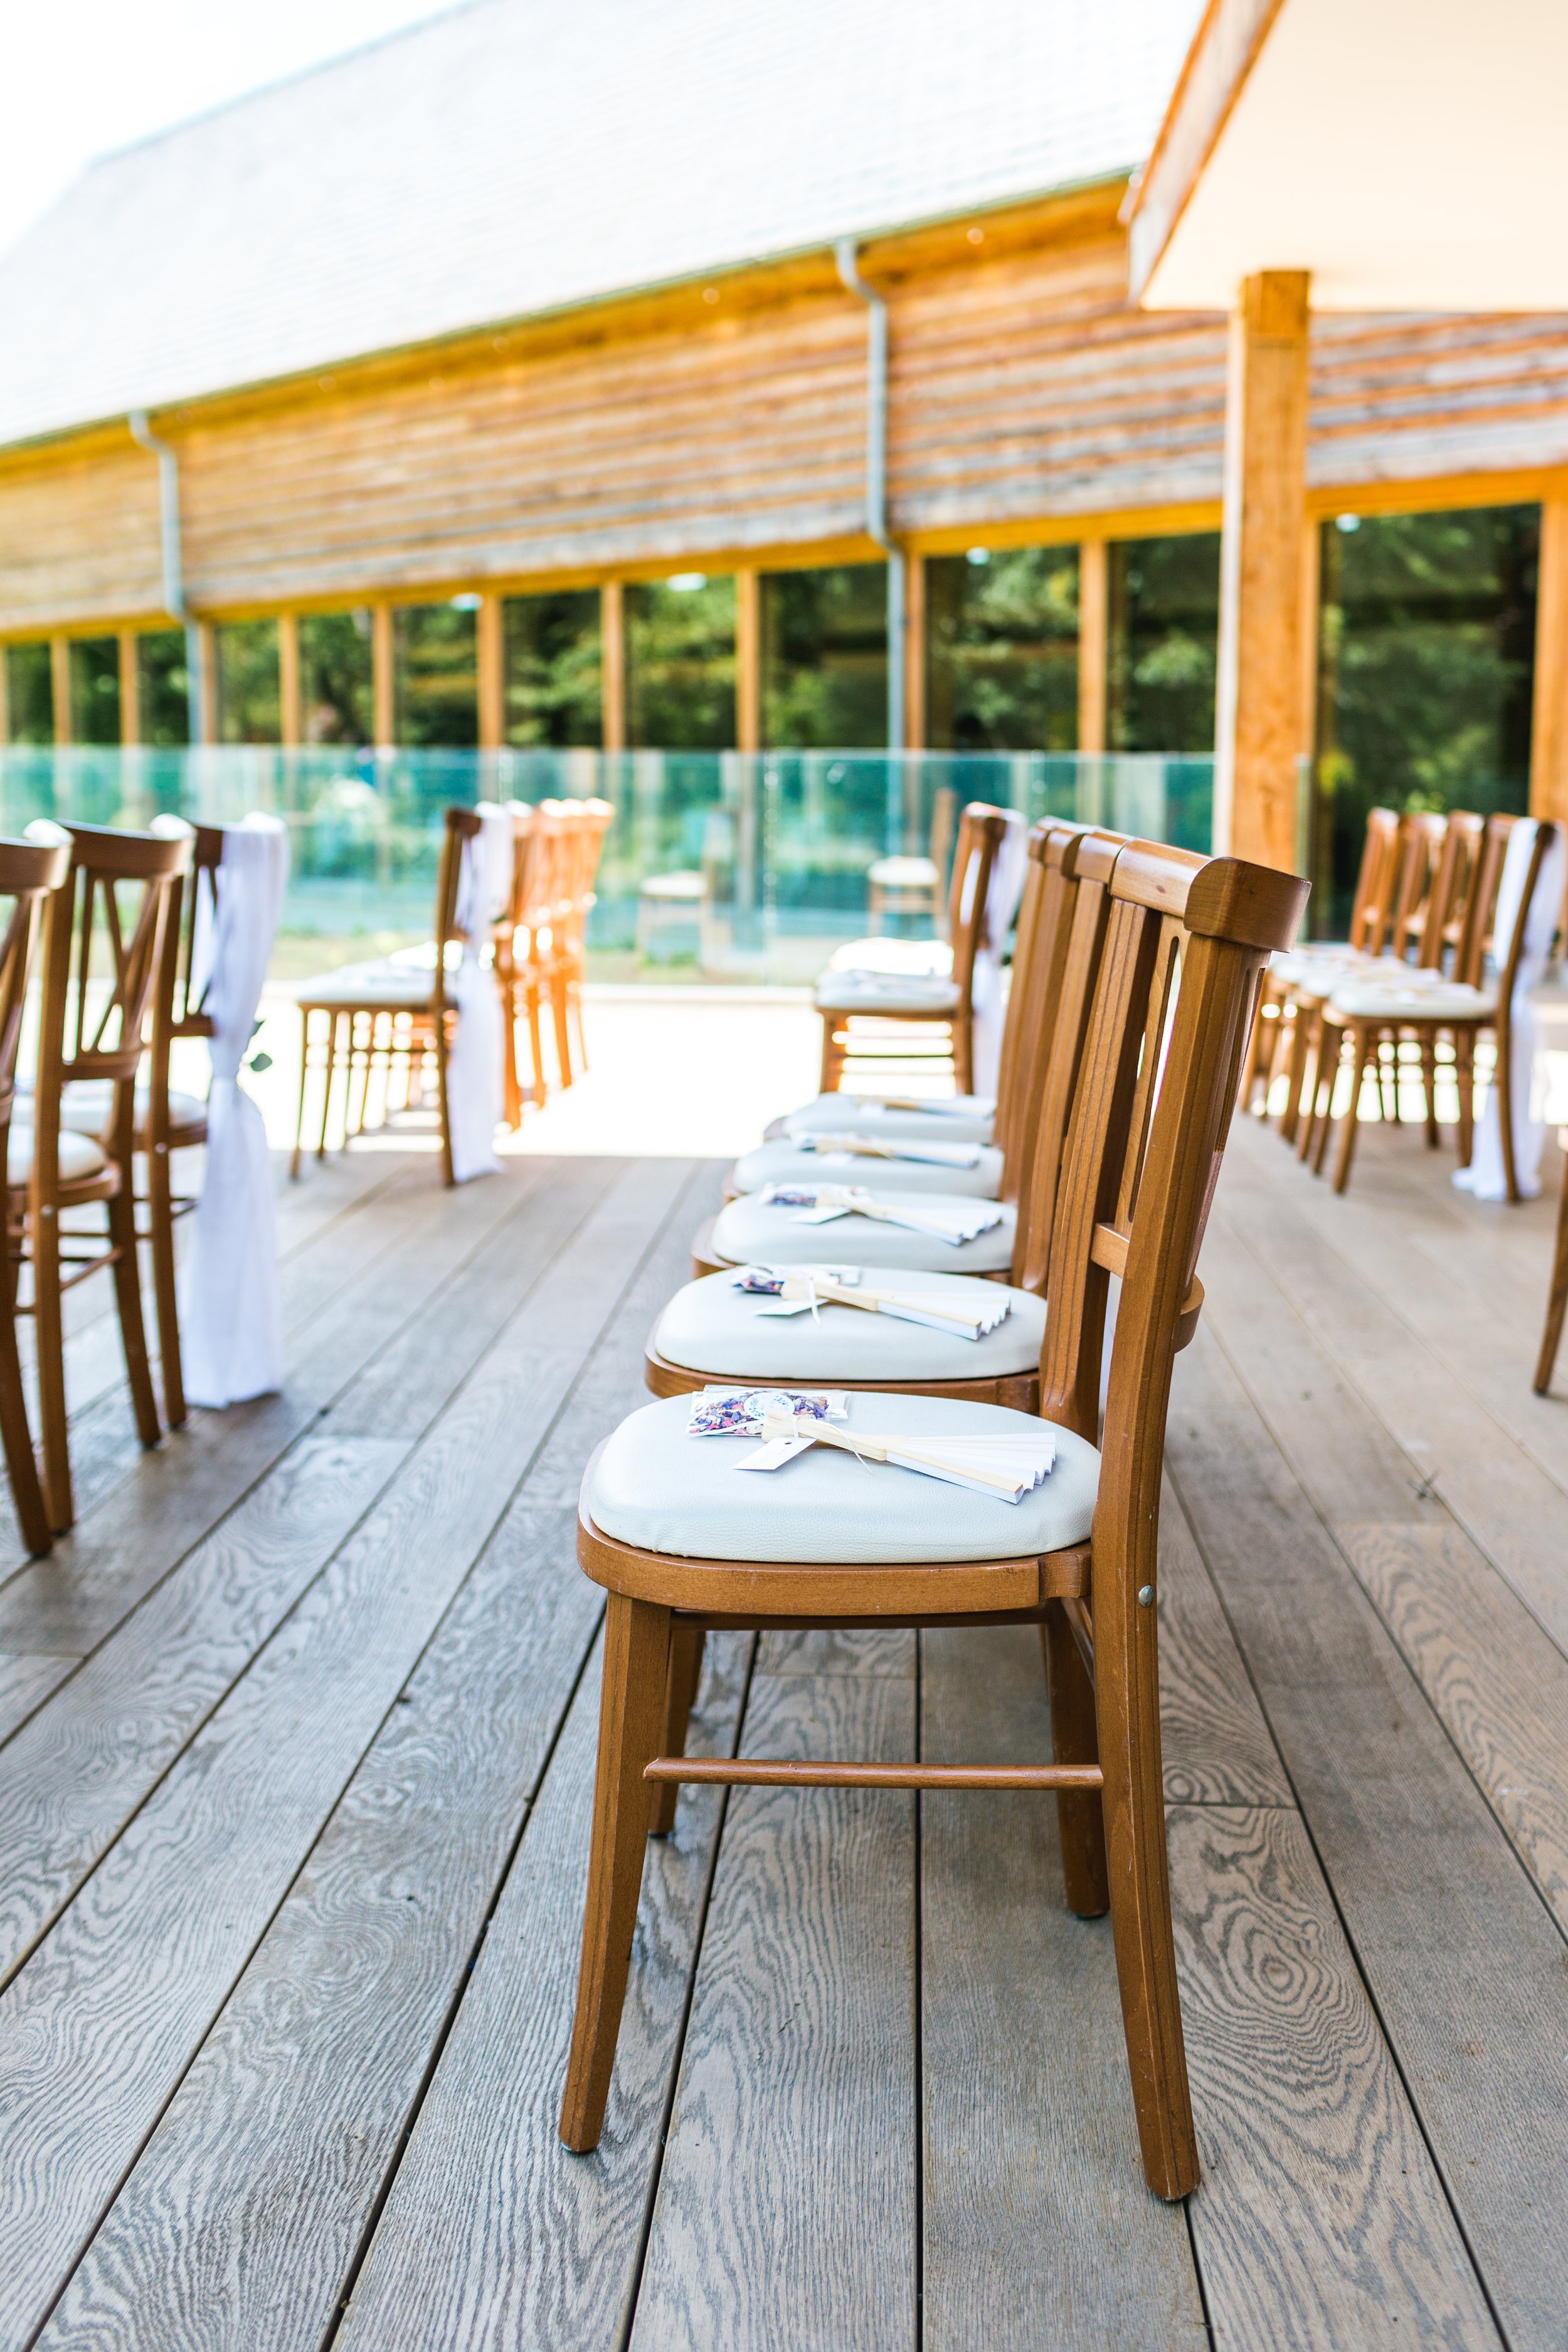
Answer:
730, 1399, 1056, 1502
758, 1183, 1003, 1246
733, 1264, 1009, 1340
687, 1385, 849, 1436
793, 1131, 983, 1169
848, 1093, 995, 1121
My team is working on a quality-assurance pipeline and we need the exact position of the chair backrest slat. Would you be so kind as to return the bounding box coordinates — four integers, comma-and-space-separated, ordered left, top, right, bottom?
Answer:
1348, 806, 1403, 953
0, 837, 71, 1128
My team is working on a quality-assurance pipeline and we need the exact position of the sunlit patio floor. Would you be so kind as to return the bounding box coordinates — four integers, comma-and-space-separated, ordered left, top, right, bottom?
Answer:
1, 1095, 1565, 2348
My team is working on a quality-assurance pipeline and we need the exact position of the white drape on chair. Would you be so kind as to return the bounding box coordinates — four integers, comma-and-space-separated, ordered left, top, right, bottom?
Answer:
1454, 817, 1568, 1202
179, 814, 290, 1406
968, 810, 1030, 1099
445, 803, 515, 1184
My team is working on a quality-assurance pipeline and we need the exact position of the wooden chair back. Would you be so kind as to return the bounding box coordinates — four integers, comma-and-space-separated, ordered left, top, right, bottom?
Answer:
929, 787, 958, 934
947, 803, 1009, 1011
158, 824, 226, 1043
432, 806, 484, 1010
1348, 807, 1403, 953
1454, 813, 1516, 985
0, 835, 72, 1131
1416, 810, 1484, 972
37, 827, 193, 1114
1388, 811, 1448, 962
991, 822, 1051, 1175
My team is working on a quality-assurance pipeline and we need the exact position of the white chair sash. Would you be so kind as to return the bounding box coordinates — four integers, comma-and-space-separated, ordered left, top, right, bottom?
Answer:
445, 804, 514, 1184
179, 815, 289, 1407
1454, 818, 1567, 1202
968, 811, 1029, 1098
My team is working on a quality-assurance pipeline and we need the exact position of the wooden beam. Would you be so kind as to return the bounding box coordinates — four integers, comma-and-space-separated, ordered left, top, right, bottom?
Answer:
0, 647, 9, 747
1214, 272, 1311, 872
50, 637, 71, 748
903, 551, 926, 751
1531, 498, 1568, 825
734, 569, 760, 753
1124, 0, 1287, 302
477, 594, 504, 751
277, 612, 301, 751
372, 606, 395, 748
119, 631, 139, 748
1077, 539, 1108, 755
196, 623, 218, 745
600, 581, 625, 753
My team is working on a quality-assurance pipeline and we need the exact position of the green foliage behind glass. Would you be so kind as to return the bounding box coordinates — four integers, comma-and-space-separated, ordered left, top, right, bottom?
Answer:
394, 603, 479, 748
1107, 533, 1221, 754
300, 611, 374, 745
926, 548, 1078, 750
216, 620, 282, 744
137, 631, 190, 747
761, 564, 886, 748
503, 591, 601, 745
1313, 505, 1537, 924
68, 638, 120, 746
626, 577, 735, 748
5, 644, 54, 744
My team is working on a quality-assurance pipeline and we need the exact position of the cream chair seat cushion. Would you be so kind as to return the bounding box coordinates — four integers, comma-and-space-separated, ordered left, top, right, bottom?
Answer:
55, 1081, 208, 1141
586, 1390, 1098, 1564
781, 1093, 995, 1145
814, 970, 960, 1017
711, 1190, 1015, 1275
8, 1126, 109, 1187
731, 1138, 1004, 1200
655, 1268, 1046, 1382
825, 935, 952, 978
1327, 980, 1496, 1023
293, 958, 438, 1009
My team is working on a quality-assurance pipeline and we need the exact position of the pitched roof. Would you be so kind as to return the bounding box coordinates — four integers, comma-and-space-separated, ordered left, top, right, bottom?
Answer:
0, 0, 1202, 453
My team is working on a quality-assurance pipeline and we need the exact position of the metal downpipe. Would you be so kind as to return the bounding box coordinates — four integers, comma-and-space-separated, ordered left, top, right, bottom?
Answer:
129, 408, 205, 744
835, 237, 906, 767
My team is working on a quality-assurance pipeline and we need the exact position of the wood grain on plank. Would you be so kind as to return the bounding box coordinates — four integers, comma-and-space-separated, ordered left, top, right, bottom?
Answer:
1170, 1322, 1568, 2349
1172, 1802, 1500, 2351
1156, 1473, 1294, 1808
0, 1161, 699, 2344
0, 1649, 76, 1744
631, 1663, 917, 2352
921, 1624, 1207, 2351
38, 1159, 710, 2352
336, 1626, 750, 2352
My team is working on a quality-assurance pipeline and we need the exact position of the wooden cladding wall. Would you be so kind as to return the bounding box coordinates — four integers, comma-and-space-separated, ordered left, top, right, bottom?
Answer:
5, 217, 1568, 635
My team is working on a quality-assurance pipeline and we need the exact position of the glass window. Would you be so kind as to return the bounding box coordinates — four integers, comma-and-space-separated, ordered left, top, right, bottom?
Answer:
4, 643, 54, 744
68, 637, 121, 746
625, 575, 736, 749
925, 547, 1079, 751
502, 590, 601, 746
394, 601, 478, 747
1313, 504, 1538, 929
300, 610, 374, 745
215, 619, 281, 744
1107, 533, 1221, 754
137, 630, 190, 747
761, 564, 887, 748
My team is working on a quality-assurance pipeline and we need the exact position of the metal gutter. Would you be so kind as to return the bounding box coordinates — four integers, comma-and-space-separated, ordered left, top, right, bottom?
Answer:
128, 409, 206, 742
835, 238, 906, 756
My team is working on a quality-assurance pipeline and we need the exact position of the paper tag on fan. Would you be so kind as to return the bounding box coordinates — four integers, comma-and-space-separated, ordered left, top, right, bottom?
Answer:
792, 1203, 852, 1223
734, 1436, 816, 1472
754, 1298, 817, 1316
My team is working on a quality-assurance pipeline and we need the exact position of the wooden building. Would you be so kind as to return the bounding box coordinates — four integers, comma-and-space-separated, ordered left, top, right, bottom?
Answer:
1, 0, 1567, 885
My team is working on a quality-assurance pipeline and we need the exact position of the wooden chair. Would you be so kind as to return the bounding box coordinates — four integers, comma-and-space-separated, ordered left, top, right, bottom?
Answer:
1310, 815, 1552, 1197
558, 797, 613, 1085
15, 824, 190, 1532
559, 836, 1308, 2195
0, 833, 72, 1556
815, 804, 1007, 1096
656, 826, 1143, 1411
291, 807, 490, 1188
1535, 1158, 1568, 1396
864, 784, 958, 935
494, 801, 539, 1125
516, 800, 577, 1095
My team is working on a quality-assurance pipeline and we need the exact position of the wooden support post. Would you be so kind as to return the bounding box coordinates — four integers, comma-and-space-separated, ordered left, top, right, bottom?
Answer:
372, 606, 395, 748
0, 645, 11, 747
119, 631, 140, 746
1078, 538, 1108, 755
478, 592, 504, 751
51, 637, 72, 748
735, 569, 760, 752
1214, 270, 1311, 871
196, 623, 218, 744
903, 549, 926, 751
277, 612, 301, 750
1531, 497, 1568, 826
601, 581, 626, 752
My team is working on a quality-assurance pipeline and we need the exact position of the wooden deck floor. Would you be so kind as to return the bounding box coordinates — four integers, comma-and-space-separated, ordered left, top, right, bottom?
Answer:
1, 1115, 1566, 2349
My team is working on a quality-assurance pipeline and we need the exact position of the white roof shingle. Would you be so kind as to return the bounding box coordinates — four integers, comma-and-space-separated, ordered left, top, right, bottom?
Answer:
0, 0, 1202, 451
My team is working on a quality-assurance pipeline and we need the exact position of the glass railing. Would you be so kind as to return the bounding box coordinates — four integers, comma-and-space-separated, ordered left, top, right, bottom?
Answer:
0, 746, 1216, 984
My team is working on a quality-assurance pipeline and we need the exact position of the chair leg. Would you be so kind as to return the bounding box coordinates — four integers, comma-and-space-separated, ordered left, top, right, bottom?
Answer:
525, 965, 548, 1107
107, 1177, 162, 1451
1095, 1580, 1200, 2201
316, 1014, 341, 1160
819, 1013, 845, 1094
1331, 1027, 1373, 1194
32, 1198, 72, 1532
559, 1594, 672, 2153
147, 1141, 186, 1428
1042, 1602, 1108, 1916
1496, 1022, 1520, 1205
952, 1011, 973, 1097
650, 1624, 706, 1838
551, 962, 575, 1092
435, 1009, 455, 1189
1454, 1030, 1475, 1168
1420, 1035, 1439, 1148
0, 1234, 51, 1556
1535, 1156, 1568, 1393
1295, 1010, 1327, 1162
290, 1008, 311, 1179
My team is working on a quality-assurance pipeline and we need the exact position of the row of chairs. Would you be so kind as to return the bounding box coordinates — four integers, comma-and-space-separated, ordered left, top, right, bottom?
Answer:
1248, 804, 1562, 1197
0, 822, 213, 1555
292, 797, 613, 1182
554, 813, 1310, 2202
